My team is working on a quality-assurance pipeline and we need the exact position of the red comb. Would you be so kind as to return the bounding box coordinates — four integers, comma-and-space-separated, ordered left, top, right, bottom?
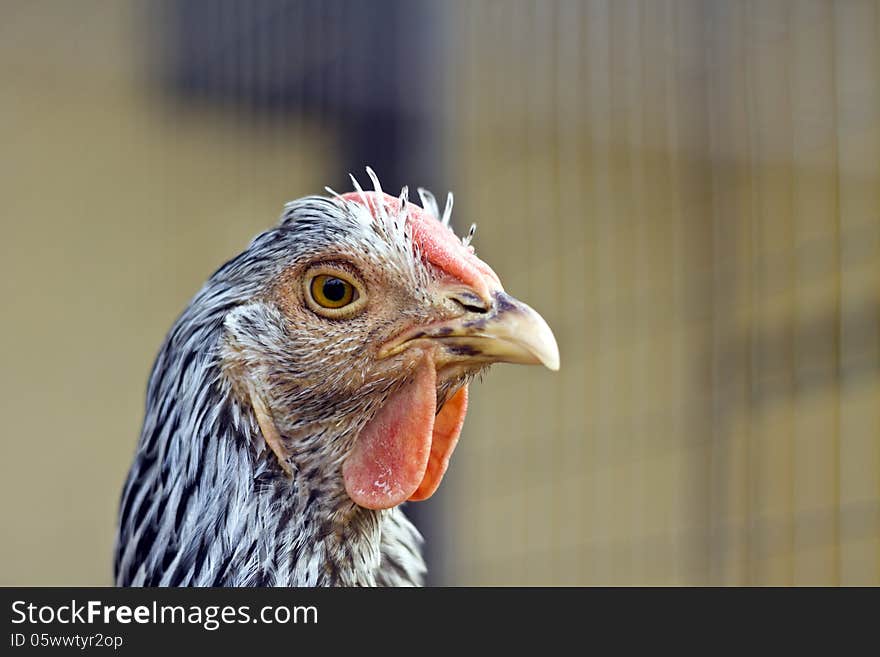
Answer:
340, 191, 501, 301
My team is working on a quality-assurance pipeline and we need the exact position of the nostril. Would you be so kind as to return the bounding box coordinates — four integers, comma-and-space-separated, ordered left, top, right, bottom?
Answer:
448, 291, 491, 314
459, 300, 489, 314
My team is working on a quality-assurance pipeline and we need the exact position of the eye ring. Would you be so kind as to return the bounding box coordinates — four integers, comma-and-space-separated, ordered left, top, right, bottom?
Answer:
303, 267, 366, 318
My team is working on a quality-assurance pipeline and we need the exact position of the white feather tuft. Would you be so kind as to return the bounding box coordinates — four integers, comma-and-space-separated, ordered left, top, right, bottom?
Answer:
462, 222, 477, 247
398, 186, 409, 214
364, 167, 390, 224
441, 192, 454, 227
417, 187, 440, 219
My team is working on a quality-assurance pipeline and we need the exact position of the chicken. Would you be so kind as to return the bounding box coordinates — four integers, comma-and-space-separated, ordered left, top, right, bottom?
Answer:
113, 169, 559, 586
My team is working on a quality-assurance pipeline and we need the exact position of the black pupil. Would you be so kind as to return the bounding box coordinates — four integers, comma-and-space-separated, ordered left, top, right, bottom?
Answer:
322, 277, 347, 302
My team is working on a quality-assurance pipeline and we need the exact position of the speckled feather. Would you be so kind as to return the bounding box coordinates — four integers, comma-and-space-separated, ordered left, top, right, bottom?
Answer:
114, 177, 478, 587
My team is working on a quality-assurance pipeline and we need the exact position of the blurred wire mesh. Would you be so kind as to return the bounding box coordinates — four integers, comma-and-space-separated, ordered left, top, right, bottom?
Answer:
0, 0, 877, 585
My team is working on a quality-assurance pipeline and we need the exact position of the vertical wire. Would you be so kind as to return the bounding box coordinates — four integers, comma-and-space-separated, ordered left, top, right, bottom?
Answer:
589, 0, 613, 584
630, 0, 648, 584
787, 1, 798, 585
666, 0, 689, 584
518, 0, 535, 583
744, 0, 758, 585
554, 0, 587, 584
706, 0, 722, 585
829, 0, 843, 588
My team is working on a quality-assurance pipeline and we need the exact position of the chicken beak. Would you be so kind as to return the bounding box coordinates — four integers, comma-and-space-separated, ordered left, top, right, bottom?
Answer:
456, 292, 560, 371
383, 292, 560, 371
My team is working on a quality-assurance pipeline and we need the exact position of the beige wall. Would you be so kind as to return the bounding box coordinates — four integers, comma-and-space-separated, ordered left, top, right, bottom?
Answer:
439, 0, 880, 585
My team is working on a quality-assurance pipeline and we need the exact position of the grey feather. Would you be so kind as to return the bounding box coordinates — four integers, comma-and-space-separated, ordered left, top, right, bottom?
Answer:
113, 187, 451, 587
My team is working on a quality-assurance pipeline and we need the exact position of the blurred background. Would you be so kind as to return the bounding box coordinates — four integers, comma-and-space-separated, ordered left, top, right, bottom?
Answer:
1, 0, 878, 586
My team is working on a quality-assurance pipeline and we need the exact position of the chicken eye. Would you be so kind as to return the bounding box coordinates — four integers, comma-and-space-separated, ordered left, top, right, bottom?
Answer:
310, 274, 357, 309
